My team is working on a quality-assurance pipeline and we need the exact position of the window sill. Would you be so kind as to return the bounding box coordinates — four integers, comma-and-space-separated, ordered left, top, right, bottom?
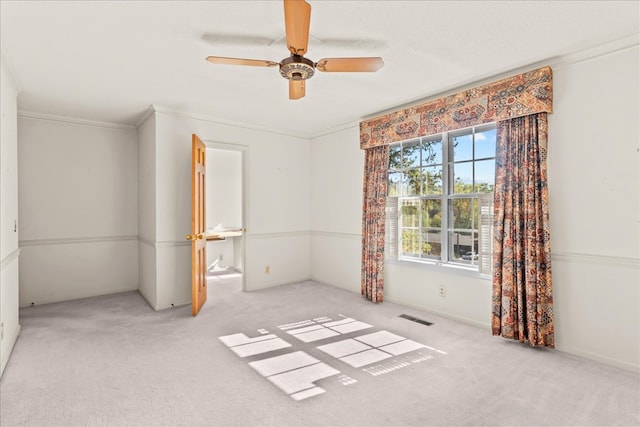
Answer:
385, 257, 492, 281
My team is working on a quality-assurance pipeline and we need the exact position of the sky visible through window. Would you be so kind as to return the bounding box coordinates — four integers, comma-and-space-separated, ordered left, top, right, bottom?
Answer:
453, 128, 496, 191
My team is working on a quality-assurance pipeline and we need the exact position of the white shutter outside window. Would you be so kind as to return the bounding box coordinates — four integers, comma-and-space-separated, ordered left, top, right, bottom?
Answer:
478, 193, 494, 275
385, 196, 399, 259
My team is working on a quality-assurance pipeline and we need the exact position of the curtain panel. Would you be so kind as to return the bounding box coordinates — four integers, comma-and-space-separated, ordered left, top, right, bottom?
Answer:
492, 113, 554, 348
361, 145, 389, 303
360, 66, 552, 149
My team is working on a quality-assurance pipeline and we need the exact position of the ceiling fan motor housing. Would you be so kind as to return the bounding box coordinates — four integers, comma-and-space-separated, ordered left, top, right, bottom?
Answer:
279, 55, 315, 81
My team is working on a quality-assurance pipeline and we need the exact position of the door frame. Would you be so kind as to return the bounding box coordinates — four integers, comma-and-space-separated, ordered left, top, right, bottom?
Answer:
203, 140, 248, 293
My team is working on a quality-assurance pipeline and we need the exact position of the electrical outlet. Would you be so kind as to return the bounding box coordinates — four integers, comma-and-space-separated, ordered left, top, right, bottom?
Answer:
265, 265, 270, 274
438, 286, 446, 297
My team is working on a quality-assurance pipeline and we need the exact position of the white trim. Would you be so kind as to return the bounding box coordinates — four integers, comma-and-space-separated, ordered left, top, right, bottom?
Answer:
384, 295, 490, 330
138, 104, 305, 138
155, 240, 191, 248
309, 122, 359, 140
151, 105, 304, 139
9, 36, 638, 140
386, 257, 492, 281
1, 46, 23, 93
552, 252, 639, 269
249, 231, 311, 239
135, 105, 156, 129
554, 343, 639, 374
362, 35, 639, 123
385, 252, 638, 277
204, 140, 249, 151
0, 324, 21, 378
137, 236, 156, 248
17, 111, 137, 132
551, 33, 639, 69
20, 236, 138, 247
137, 237, 190, 248
0, 248, 21, 271
311, 230, 361, 239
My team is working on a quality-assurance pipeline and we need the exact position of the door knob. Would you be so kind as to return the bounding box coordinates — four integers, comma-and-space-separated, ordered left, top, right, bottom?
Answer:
186, 233, 204, 241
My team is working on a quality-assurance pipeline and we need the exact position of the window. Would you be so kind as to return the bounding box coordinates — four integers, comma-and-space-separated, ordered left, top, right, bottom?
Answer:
386, 124, 496, 273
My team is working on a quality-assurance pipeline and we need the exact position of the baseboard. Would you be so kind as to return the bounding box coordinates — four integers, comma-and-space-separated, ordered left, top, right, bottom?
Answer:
20, 285, 138, 308
554, 344, 640, 374
383, 295, 490, 330
0, 324, 21, 378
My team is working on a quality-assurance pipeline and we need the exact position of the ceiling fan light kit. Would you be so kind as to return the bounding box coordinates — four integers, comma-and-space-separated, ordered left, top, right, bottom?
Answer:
205, 0, 383, 100
279, 55, 315, 81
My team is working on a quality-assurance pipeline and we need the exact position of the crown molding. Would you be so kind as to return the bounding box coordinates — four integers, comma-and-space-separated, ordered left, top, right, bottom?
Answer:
148, 104, 308, 139
362, 33, 639, 123
551, 33, 639, 68
1, 45, 23, 93
134, 105, 156, 129
17, 111, 137, 131
309, 121, 359, 140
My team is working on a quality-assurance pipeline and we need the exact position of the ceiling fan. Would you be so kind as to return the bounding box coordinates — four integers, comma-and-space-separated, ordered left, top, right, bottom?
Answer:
205, 0, 384, 100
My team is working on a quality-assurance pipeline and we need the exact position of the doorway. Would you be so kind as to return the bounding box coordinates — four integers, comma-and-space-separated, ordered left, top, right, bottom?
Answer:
204, 143, 247, 296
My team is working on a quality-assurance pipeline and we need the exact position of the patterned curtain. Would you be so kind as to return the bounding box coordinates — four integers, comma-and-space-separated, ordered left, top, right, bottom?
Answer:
492, 113, 554, 347
361, 145, 389, 303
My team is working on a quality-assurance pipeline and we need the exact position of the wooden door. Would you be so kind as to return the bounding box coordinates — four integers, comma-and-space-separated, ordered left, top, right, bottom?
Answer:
188, 134, 207, 316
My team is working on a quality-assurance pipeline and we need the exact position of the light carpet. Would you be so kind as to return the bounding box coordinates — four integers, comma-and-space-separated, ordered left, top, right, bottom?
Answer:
1, 273, 638, 426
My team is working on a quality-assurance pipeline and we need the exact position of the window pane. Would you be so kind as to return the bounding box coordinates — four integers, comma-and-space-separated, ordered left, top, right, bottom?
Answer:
475, 159, 495, 193
390, 124, 495, 270
453, 162, 473, 194
422, 166, 442, 195
452, 133, 473, 161
449, 231, 478, 262
401, 200, 420, 227
403, 169, 421, 196
450, 198, 475, 229
421, 199, 441, 228
421, 139, 442, 165
422, 229, 441, 258
401, 229, 421, 257
402, 140, 421, 168
388, 172, 403, 197
389, 145, 403, 170
475, 128, 496, 159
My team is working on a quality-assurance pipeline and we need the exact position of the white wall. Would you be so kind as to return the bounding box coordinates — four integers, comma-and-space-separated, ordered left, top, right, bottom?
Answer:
311, 42, 640, 372
547, 43, 639, 371
310, 126, 363, 293
139, 109, 311, 310
137, 112, 157, 306
207, 148, 242, 229
18, 115, 139, 306
0, 54, 21, 377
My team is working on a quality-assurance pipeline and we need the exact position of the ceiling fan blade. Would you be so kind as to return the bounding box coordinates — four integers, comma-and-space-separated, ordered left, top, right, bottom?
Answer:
289, 79, 305, 100
284, 0, 311, 55
316, 57, 384, 72
205, 56, 278, 67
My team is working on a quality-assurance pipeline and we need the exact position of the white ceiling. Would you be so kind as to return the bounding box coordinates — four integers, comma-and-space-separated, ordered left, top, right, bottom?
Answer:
1, 1, 638, 137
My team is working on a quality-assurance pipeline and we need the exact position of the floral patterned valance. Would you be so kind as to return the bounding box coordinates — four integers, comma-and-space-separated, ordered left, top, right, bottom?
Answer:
360, 66, 552, 149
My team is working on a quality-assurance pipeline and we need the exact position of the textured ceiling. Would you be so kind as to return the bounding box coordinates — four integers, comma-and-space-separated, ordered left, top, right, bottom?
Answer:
1, 1, 638, 137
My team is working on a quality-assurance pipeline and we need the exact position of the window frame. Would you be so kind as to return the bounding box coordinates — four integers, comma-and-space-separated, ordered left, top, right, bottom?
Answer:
386, 122, 496, 274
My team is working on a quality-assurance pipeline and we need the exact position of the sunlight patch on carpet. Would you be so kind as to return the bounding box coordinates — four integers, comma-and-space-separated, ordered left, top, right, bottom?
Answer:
219, 314, 446, 401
